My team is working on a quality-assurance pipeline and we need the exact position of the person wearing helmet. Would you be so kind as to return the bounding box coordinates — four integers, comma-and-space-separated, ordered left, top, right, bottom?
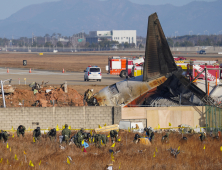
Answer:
144, 127, 152, 138
94, 134, 107, 148
82, 132, 91, 141
76, 133, 84, 148
47, 128, 57, 141
62, 124, 71, 144
110, 130, 118, 143
161, 132, 170, 144
199, 132, 206, 141
133, 133, 142, 144
17, 125, 26, 137
0, 130, 9, 143
77, 128, 84, 137
33, 127, 41, 143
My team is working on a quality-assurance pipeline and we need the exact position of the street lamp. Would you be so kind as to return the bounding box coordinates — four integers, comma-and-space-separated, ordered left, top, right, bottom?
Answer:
175, 31, 178, 38
1, 79, 12, 108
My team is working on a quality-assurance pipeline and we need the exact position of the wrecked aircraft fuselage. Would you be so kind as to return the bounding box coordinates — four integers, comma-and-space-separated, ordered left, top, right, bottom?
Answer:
89, 12, 208, 107
93, 75, 167, 106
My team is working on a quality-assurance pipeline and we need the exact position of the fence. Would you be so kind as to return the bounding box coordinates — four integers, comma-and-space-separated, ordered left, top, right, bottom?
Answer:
205, 105, 222, 133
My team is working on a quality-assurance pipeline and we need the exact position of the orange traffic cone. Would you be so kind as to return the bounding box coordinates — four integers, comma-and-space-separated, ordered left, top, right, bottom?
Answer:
29, 68, 31, 73
7, 68, 9, 73
62, 68, 65, 73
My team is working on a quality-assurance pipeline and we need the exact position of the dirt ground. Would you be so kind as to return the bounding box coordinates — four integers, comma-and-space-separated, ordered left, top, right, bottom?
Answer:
0, 53, 114, 73
0, 131, 221, 170
0, 53, 109, 73
0, 85, 106, 108
0, 53, 221, 74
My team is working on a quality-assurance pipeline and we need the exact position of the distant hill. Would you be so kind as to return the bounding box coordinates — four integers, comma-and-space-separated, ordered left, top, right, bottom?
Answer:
0, 0, 221, 37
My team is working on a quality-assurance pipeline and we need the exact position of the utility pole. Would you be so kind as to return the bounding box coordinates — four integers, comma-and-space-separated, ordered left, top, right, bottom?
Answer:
32, 33, 33, 45
205, 63, 208, 95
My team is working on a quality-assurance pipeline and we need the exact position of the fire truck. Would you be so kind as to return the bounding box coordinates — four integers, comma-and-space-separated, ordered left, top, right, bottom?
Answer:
175, 60, 221, 82
107, 56, 144, 78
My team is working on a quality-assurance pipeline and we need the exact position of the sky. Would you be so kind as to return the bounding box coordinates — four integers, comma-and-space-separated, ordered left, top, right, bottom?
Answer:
0, 0, 216, 20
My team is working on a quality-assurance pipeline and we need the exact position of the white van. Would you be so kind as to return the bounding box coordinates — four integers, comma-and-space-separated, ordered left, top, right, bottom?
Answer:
84, 66, 102, 81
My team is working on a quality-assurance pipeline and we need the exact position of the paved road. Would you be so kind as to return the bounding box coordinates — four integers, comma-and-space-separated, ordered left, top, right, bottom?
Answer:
0, 68, 123, 85
1, 51, 222, 58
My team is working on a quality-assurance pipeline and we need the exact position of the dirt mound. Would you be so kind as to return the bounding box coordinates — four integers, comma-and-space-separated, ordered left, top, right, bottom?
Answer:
4, 86, 86, 107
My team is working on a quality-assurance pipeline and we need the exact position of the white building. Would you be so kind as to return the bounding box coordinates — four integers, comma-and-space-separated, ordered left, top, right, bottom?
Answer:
86, 30, 136, 45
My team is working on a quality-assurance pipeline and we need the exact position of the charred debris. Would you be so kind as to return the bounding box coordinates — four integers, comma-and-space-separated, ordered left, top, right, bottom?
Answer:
86, 13, 211, 107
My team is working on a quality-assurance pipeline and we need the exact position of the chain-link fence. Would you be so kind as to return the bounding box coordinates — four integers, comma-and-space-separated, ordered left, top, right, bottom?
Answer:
205, 105, 222, 133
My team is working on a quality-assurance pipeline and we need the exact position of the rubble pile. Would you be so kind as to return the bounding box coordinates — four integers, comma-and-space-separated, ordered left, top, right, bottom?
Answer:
3, 86, 86, 107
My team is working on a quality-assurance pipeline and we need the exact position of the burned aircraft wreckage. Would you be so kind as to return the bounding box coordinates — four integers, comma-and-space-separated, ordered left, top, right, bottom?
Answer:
88, 13, 211, 107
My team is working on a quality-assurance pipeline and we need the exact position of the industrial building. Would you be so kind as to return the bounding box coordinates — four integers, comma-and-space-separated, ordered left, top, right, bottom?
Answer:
86, 30, 136, 45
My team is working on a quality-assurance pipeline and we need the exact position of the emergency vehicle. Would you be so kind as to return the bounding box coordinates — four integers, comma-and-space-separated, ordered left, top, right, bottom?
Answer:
175, 60, 221, 82
107, 56, 144, 78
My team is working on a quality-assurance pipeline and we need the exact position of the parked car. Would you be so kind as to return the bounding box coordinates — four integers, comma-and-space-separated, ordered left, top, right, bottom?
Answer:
198, 50, 206, 54
84, 66, 102, 81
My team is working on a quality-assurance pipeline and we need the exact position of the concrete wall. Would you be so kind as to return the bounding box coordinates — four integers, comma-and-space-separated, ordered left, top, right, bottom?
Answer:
0, 106, 122, 130
0, 106, 206, 130
122, 106, 205, 128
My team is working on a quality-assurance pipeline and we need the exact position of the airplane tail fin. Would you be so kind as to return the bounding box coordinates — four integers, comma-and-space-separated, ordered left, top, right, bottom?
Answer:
143, 13, 178, 81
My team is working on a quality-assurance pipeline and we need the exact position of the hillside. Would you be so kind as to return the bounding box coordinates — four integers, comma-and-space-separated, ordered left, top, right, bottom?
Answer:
0, 0, 221, 37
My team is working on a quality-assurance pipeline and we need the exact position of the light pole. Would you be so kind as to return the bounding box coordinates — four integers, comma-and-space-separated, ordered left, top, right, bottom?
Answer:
175, 31, 178, 38
1, 79, 12, 108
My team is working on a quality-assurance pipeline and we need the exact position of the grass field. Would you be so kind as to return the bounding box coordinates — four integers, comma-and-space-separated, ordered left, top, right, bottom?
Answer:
0, 131, 221, 170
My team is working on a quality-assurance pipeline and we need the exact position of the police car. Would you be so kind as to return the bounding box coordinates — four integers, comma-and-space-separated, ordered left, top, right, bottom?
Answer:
84, 66, 102, 81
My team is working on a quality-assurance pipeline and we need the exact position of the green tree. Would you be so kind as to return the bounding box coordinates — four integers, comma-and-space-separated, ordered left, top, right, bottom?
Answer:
57, 41, 63, 47
44, 42, 53, 47
124, 42, 130, 48
167, 38, 174, 47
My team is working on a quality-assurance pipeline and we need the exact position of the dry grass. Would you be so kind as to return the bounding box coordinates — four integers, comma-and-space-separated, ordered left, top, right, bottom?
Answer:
0, 131, 221, 170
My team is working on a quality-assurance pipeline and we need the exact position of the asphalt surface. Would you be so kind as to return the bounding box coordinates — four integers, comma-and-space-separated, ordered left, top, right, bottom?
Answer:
1, 51, 222, 58
0, 68, 122, 86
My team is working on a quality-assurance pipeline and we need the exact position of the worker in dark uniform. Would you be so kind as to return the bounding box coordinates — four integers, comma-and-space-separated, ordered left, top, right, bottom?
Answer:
94, 134, 107, 148
82, 132, 91, 142
110, 130, 118, 143
62, 124, 71, 144
144, 127, 152, 138
161, 132, 170, 143
150, 131, 155, 143
47, 128, 57, 141
133, 134, 142, 144
33, 127, 41, 142
17, 125, 26, 137
0, 130, 9, 143
77, 128, 84, 137
199, 132, 206, 141
70, 134, 78, 145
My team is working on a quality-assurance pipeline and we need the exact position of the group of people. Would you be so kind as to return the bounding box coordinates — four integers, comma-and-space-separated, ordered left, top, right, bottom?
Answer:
133, 126, 155, 144
4, 124, 119, 148
1, 124, 208, 146
133, 127, 208, 144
